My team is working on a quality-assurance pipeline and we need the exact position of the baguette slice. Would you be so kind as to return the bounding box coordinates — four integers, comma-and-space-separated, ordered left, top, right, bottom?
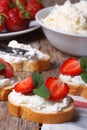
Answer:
23, 54, 50, 72
9, 53, 50, 72
8, 95, 74, 124
63, 83, 87, 99
59, 75, 87, 99
0, 41, 50, 72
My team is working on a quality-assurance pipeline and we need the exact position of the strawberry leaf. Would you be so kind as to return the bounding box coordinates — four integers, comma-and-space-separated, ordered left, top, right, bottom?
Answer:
32, 71, 44, 87
80, 57, 87, 71
32, 71, 50, 99
33, 84, 50, 99
81, 73, 87, 83
80, 57, 87, 83
0, 63, 6, 70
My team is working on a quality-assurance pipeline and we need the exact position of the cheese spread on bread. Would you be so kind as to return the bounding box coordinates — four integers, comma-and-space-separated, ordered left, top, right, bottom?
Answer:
0, 76, 15, 87
9, 90, 70, 113
60, 74, 87, 86
0, 70, 30, 88
0, 73, 26, 87
0, 40, 50, 72
0, 40, 46, 61
8, 40, 46, 59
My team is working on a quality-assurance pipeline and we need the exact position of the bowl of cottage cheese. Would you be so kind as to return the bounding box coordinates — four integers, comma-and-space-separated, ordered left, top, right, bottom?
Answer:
36, 0, 87, 56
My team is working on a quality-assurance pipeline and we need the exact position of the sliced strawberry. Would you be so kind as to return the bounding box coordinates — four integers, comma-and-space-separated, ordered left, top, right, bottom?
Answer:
14, 75, 35, 94
60, 57, 82, 76
0, 58, 14, 78
45, 77, 69, 100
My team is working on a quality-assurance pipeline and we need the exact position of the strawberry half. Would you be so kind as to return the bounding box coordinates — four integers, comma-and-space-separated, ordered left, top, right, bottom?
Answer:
60, 57, 82, 76
14, 75, 35, 94
0, 58, 14, 78
45, 77, 69, 100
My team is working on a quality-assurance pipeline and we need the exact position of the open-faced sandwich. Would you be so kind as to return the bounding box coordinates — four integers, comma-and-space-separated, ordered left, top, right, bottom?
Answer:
8, 72, 74, 124
59, 57, 87, 99
0, 40, 50, 72
0, 58, 26, 101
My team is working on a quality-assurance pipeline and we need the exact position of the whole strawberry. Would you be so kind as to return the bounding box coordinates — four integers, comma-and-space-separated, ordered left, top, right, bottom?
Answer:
6, 8, 30, 32
26, 0, 43, 20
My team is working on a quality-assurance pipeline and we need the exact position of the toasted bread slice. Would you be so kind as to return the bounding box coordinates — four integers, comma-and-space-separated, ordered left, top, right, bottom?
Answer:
8, 93, 74, 124
0, 41, 50, 72
59, 74, 87, 99
64, 84, 87, 99
23, 54, 50, 72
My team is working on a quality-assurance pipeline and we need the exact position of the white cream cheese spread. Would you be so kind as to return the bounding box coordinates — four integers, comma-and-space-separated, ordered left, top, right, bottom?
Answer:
0, 40, 46, 64
0, 72, 29, 87
9, 90, 70, 113
59, 74, 87, 86
42, 0, 87, 34
0, 75, 17, 87
8, 40, 45, 59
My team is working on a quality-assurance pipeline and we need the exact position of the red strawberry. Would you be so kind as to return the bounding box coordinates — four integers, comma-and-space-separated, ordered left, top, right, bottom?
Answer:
26, 0, 43, 20
60, 57, 82, 76
14, 75, 35, 94
0, 0, 11, 14
0, 58, 14, 78
0, 0, 11, 5
45, 77, 69, 100
6, 8, 30, 32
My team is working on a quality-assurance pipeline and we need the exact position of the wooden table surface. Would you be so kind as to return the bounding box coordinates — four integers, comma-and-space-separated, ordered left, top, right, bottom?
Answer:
0, 0, 79, 129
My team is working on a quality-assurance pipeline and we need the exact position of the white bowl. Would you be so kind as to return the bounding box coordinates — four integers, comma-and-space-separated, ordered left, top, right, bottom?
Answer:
36, 7, 87, 56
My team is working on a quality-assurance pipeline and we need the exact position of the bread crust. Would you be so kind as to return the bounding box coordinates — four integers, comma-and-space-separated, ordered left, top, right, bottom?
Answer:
1, 54, 50, 72
59, 76, 87, 99
23, 54, 50, 72
0, 87, 12, 101
0, 85, 16, 101
65, 83, 87, 99
8, 97, 74, 124
10, 62, 23, 72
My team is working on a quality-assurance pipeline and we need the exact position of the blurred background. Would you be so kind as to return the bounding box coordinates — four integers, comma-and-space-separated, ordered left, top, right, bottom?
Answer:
42, 0, 79, 7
